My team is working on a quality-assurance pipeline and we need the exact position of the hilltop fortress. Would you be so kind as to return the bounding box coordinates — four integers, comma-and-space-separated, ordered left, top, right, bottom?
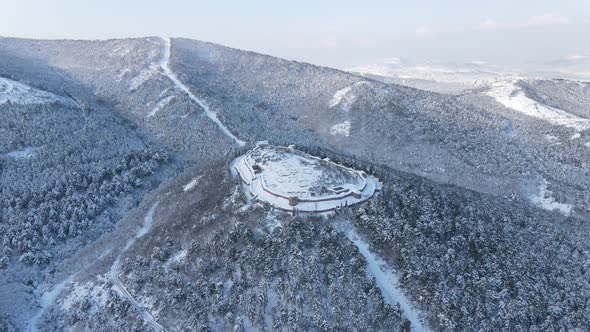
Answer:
234, 143, 381, 213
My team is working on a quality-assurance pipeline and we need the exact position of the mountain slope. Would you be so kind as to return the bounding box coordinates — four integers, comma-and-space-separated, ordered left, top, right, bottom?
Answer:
0, 36, 589, 331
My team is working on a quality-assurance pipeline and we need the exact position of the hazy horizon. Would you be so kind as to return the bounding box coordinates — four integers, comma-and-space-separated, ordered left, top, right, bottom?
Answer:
1, 0, 589, 69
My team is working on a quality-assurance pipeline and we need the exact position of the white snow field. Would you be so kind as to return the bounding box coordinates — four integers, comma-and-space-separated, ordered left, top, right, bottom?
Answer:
0, 77, 62, 105
329, 85, 352, 108
328, 81, 368, 111
158, 37, 245, 146
486, 81, 590, 131
341, 225, 430, 332
234, 144, 381, 213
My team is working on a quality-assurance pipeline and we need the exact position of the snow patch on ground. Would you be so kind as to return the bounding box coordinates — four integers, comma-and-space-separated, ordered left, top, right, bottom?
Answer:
163, 249, 188, 270
265, 211, 283, 233
585, 141, 590, 148
110, 46, 132, 58
129, 64, 159, 91
531, 179, 573, 216
182, 175, 202, 192
570, 133, 581, 140
486, 81, 590, 131
60, 278, 109, 312
148, 95, 175, 117
116, 68, 131, 81
4, 147, 38, 159
329, 81, 368, 111
545, 134, 558, 142
0, 77, 62, 105
158, 37, 245, 146
329, 86, 352, 108
329, 121, 351, 136
341, 225, 430, 332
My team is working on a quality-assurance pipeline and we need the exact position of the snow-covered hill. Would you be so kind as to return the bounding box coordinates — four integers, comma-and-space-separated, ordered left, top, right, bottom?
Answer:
1, 36, 590, 332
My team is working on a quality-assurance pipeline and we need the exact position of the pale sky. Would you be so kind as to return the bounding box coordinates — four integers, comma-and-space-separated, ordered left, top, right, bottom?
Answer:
1, 0, 589, 68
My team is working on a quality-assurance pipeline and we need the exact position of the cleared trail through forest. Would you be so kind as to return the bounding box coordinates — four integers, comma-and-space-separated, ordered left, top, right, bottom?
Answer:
158, 37, 246, 147
27, 250, 111, 332
336, 222, 430, 332
110, 201, 166, 332
28, 276, 74, 332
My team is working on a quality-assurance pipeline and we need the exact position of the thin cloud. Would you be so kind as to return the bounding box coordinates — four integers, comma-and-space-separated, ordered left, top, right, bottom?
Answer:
568, 54, 589, 60
479, 18, 503, 30
384, 57, 402, 65
415, 25, 434, 36
477, 13, 570, 31
524, 13, 570, 27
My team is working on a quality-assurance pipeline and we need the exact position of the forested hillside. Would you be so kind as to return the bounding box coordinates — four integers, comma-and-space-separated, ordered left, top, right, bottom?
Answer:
0, 36, 588, 331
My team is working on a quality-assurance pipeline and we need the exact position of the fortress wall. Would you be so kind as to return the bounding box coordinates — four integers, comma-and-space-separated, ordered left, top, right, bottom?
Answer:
235, 145, 380, 214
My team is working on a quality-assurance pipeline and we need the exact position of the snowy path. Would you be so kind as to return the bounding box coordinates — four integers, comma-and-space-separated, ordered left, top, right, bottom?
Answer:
65, 94, 89, 131
30, 202, 165, 331
27, 249, 111, 332
110, 202, 166, 332
158, 37, 245, 146
28, 276, 74, 332
339, 224, 430, 332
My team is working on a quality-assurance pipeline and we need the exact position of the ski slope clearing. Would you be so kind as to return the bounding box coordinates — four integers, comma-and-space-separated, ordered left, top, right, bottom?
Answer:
486, 81, 590, 131
340, 224, 430, 332
129, 64, 159, 91
0, 77, 62, 105
234, 144, 380, 212
158, 37, 245, 146
148, 95, 175, 117
182, 176, 202, 192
